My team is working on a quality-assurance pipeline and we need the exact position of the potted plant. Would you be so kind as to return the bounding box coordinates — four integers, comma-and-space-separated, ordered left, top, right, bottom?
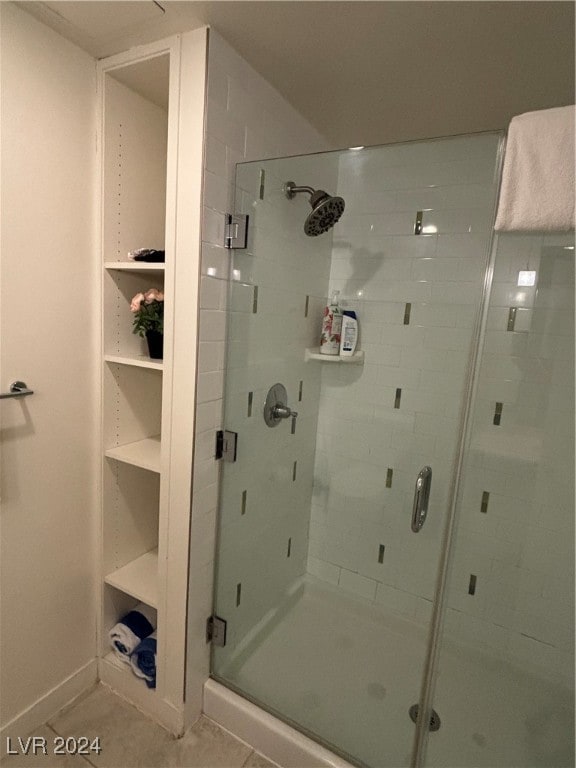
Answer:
130, 288, 164, 359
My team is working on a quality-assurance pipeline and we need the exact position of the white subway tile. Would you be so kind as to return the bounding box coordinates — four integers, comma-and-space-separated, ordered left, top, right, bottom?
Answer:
429, 281, 481, 305
424, 325, 473, 351
193, 456, 219, 491
198, 341, 225, 373
197, 370, 224, 403
202, 206, 226, 246
200, 275, 225, 310
436, 233, 490, 259
206, 99, 246, 155
204, 169, 231, 213
192, 481, 219, 518
202, 243, 229, 278
199, 310, 227, 342
204, 134, 227, 177
195, 400, 220, 434
207, 64, 229, 111
195, 427, 217, 462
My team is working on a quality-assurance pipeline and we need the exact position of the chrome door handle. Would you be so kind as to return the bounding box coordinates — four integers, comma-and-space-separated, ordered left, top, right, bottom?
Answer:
0, 381, 34, 399
411, 466, 432, 532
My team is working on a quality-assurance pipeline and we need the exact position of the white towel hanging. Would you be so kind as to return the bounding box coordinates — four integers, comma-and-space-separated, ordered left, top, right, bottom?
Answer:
495, 105, 575, 232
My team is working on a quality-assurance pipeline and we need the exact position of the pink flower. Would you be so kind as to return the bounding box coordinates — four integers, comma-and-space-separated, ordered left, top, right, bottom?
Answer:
130, 292, 145, 312
144, 288, 164, 304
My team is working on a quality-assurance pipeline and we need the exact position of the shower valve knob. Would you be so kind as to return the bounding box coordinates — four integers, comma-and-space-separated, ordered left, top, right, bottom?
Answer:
264, 383, 298, 428
272, 404, 297, 420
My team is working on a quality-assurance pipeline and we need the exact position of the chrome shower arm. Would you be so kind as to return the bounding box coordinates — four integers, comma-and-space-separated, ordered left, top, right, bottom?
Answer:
284, 181, 315, 199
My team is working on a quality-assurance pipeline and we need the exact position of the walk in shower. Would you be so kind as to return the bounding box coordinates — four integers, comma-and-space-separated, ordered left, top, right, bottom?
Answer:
210, 132, 575, 767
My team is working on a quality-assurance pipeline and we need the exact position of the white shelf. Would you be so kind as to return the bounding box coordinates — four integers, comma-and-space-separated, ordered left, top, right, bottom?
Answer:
105, 549, 158, 608
104, 353, 163, 371
104, 262, 165, 273
305, 348, 365, 365
105, 436, 161, 473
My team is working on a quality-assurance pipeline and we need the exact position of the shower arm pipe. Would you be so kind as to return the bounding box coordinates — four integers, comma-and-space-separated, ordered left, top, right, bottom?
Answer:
284, 182, 315, 198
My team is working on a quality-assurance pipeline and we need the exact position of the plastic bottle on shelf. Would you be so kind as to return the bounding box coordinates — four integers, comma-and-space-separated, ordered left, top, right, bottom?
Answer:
340, 310, 358, 357
320, 291, 343, 355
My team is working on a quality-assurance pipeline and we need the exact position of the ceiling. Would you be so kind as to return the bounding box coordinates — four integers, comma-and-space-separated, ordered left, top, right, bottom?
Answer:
18, 1, 575, 148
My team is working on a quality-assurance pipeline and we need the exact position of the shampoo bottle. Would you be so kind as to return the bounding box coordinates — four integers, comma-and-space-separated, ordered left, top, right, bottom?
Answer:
340, 310, 358, 357
320, 291, 343, 355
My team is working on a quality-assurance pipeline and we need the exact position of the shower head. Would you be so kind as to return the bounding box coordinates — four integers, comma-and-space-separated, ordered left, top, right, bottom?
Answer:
284, 181, 345, 236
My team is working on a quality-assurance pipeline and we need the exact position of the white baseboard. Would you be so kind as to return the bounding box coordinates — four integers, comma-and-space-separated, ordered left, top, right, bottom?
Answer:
98, 655, 184, 736
203, 679, 353, 768
0, 659, 98, 757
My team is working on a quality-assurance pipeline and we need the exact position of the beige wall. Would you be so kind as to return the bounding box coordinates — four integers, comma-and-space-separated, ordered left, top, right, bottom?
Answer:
0, 3, 98, 733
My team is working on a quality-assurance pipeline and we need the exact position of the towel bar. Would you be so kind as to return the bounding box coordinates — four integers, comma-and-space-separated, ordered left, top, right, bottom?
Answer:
0, 381, 34, 399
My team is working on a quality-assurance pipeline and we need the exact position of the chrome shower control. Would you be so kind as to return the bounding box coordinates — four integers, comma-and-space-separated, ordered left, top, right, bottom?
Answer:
264, 383, 298, 429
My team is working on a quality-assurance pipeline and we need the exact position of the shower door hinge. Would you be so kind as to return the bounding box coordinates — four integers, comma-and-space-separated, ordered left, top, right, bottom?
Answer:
206, 615, 227, 646
224, 214, 249, 249
216, 430, 238, 462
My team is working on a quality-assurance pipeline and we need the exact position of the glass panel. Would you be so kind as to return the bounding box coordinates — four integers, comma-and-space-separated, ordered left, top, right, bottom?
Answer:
427, 233, 575, 767
212, 133, 503, 767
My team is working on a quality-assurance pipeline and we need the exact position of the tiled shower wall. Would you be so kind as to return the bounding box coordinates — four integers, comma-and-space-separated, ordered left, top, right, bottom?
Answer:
441, 233, 575, 683
308, 134, 502, 620
213, 154, 336, 666
186, 29, 329, 698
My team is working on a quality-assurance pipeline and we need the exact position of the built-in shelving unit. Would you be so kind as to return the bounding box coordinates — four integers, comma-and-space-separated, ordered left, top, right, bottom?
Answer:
98, 41, 173, 725
97, 30, 207, 734
100, 46, 168, 705
305, 348, 365, 365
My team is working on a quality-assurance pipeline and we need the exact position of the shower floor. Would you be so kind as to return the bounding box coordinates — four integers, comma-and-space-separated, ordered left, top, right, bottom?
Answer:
218, 576, 574, 768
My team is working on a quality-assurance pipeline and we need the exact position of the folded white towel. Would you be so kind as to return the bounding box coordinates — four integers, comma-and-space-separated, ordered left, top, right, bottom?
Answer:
495, 105, 575, 232
109, 603, 155, 664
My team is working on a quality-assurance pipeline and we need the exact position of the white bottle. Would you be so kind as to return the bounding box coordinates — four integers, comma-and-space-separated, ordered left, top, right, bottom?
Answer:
320, 291, 343, 355
339, 311, 358, 357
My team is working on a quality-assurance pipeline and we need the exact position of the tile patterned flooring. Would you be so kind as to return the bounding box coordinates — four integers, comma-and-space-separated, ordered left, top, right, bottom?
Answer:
1, 686, 277, 768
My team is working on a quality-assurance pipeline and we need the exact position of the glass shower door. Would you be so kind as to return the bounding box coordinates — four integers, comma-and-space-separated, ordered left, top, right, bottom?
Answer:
424, 232, 575, 767
211, 133, 504, 767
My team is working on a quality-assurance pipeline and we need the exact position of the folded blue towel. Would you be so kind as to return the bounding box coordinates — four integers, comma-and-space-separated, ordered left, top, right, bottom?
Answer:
109, 603, 155, 663
130, 635, 157, 689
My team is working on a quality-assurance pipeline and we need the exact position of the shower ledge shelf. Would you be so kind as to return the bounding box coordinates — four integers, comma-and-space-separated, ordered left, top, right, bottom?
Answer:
305, 348, 364, 365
